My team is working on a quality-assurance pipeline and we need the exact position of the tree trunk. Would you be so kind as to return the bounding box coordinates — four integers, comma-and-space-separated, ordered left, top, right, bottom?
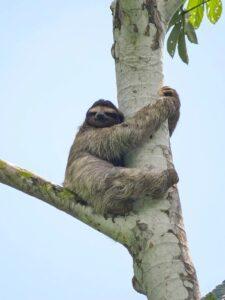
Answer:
111, 0, 200, 298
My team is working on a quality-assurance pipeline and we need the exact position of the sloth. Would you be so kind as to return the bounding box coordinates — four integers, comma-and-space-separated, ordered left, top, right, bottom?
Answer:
64, 86, 180, 215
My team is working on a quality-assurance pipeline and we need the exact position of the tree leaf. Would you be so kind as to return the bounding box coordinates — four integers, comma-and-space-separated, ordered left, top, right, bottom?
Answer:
206, 0, 222, 23
167, 22, 182, 58
167, 7, 182, 32
185, 21, 198, 44
167, 0, 187, 32
178, 30, 189, 64
187, 0, 204, 29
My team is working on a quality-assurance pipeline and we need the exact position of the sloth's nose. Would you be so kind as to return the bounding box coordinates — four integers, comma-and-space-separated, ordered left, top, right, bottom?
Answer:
95, 112, 105, 121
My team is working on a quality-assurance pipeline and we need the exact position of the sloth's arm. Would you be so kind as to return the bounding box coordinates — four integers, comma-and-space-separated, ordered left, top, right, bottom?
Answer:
159, 86, 180, 136
124, 96, 179, 139
82, 96, 180, 159
168, 108, 180, 136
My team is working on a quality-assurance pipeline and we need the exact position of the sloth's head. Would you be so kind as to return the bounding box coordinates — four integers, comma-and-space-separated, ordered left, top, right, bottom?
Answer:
85, 99, 124, 128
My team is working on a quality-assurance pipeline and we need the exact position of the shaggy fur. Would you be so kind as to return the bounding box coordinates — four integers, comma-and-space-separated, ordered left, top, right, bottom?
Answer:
64, 87, 180, 215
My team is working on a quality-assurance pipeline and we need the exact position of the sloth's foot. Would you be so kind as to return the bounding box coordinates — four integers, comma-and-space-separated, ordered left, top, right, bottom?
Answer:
150, 168, 179, 198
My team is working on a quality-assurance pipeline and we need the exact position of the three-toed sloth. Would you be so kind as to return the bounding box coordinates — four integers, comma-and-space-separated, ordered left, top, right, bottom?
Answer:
64, 86, 180, 215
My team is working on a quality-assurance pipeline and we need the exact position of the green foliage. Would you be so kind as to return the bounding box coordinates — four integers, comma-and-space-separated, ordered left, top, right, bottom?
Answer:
167, 0, 223, 63
206, 0, 223, 23
178, 27, 189, 64
167, 10, 197, 63
204, 292, 217, 300
185, 21, 198, 43
187, 0, 205, 28
167, 22, 182, 58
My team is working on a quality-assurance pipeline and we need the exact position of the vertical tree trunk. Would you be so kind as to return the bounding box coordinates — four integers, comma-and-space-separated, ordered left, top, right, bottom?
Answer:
111, 0, 200, 299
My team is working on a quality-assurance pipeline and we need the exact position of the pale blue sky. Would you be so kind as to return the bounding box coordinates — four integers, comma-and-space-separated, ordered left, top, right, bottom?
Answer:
0, 1, 224, 299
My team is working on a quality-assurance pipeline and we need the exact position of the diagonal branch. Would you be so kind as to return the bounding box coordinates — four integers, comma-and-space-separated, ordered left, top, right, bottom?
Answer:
0, 159, 132, 244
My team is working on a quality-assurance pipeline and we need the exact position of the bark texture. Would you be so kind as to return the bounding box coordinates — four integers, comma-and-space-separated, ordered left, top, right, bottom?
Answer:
111, 0, 200, 298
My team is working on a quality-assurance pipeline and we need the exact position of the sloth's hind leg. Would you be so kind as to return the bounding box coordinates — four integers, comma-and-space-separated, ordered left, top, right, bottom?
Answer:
64, 154, 178, 215
103, 167, 178, 214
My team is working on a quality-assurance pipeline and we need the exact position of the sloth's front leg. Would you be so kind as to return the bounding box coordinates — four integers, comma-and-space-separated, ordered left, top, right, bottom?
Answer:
159, 86, 180, 136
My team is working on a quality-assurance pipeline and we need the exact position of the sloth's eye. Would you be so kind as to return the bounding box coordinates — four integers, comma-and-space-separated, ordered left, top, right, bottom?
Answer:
105, 112, 117, 119
88, 112, 96, 117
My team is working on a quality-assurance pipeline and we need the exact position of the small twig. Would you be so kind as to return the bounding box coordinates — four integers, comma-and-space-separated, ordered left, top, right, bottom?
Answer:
184, 0, 211, 14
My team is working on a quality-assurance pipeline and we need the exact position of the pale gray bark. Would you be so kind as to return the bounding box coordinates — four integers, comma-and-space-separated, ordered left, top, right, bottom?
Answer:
0, 0, 201, 299
111, 0, 200, 299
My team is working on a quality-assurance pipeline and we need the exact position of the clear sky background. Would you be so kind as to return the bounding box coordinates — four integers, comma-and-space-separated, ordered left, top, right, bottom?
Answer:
0, 1, 224, 299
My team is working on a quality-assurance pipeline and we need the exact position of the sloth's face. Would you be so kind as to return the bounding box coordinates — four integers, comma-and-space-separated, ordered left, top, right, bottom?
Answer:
86, 105, 124, 128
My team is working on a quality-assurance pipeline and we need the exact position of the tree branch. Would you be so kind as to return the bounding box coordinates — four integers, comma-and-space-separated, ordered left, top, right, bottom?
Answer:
0, 159, 133, 244
184, 0, 210, 14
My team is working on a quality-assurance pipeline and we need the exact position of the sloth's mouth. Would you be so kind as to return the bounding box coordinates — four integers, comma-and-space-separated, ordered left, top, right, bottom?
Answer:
94, 120, 115, 128
87, 118, 116, 128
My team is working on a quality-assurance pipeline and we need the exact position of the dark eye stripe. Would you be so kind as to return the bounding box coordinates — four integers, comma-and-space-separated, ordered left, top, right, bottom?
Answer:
105, 112, 117, 118
87, 112, 96, 117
